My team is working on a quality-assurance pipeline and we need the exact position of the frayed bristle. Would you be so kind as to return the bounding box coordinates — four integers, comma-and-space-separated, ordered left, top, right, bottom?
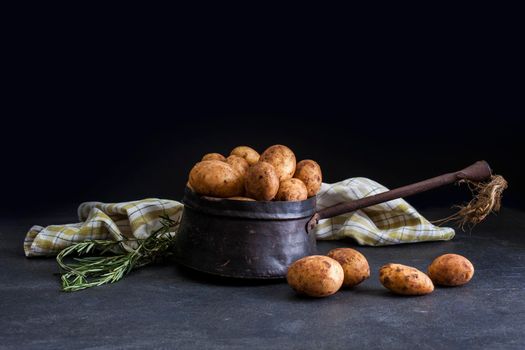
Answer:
433, 175, 508, 230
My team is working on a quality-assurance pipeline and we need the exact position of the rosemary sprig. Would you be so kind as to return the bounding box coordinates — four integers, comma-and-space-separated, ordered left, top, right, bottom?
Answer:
56, 216, 177, 292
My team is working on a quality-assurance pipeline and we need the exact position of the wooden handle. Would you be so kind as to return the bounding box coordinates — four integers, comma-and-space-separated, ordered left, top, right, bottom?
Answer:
306, 160, 492, 232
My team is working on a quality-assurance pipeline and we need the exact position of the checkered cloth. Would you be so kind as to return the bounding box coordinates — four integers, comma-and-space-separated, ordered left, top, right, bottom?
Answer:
24, 199, 183, 257
24, 178, 454, 257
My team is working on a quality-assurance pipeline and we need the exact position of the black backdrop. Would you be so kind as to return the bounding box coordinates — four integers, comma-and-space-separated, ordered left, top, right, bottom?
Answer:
2, 112, 522, 219
2, 14, 524, 219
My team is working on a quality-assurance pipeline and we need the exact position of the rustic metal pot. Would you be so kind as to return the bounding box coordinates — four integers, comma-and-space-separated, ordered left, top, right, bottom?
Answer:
173, 187, 317, 279
173, 160, 492, 279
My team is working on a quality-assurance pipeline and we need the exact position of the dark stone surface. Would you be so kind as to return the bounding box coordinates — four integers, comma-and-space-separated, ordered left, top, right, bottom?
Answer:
1, 208, 524, 349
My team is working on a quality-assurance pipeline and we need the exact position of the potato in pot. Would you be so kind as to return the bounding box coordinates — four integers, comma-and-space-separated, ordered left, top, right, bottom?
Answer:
202, 153, 226, 162
294, 159, 322, 197
227, 196, 256, 201
275, 178, 308, 201
230, 146, 260, 166
188, 160, 244, 198
244, 162, 280, 201
260, 145, 296, 181
226, 155, 249, 178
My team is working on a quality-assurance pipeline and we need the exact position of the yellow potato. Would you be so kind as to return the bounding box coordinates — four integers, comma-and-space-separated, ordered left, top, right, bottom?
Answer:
260, 145, 296, 181
230, 146, 260, 166
244, 162, 280, 201
294, 160, 322, 197
226, 155, 249, 178
428, 254, 474, 286
275, 178, 308, 201
202, 153, 226, 162
188, 160, 244, 198
379, 263, 434, 296
287, 255, 344, 297
327, 248, 370, 288
227, 196, 256, 201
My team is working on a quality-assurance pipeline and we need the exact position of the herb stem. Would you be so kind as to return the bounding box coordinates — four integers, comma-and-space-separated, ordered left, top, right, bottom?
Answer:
56, 216, 177, 292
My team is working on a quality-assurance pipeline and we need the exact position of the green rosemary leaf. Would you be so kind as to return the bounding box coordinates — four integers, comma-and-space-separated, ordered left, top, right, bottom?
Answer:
56, 215, 177, 292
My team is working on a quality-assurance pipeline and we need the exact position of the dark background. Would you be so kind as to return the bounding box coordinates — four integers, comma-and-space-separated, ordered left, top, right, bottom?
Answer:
2, 113, 522, 219
2, 13, 524, 219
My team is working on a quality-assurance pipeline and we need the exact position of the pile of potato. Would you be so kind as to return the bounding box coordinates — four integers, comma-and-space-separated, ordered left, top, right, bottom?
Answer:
188, 145, 322, 201
287, 250, 474, 298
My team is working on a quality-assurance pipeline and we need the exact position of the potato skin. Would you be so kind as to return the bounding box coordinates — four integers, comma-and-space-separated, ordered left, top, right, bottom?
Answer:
188, 160, 244, 198
294, 160, 322, 197
327, 248, 370, 288
244, 162, 280, 201
260, 145, 296, 181
202, 153, 226, 162
428, 254, 474, 286
226, 155, 249, 178
230, 146, 260, 166
275, 178, 308, 201
227, 196, 256, 201
379, 263, 434, 295
287, 255, 344, 297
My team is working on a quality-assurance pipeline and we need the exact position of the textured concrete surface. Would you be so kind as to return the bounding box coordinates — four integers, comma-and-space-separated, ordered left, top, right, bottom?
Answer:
1, 208, 524, 349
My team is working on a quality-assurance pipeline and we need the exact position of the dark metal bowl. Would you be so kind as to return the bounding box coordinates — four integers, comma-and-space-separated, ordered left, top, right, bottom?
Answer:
172, 187, 317, 279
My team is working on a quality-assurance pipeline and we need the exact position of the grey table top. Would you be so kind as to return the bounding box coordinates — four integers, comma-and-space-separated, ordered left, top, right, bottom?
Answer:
1, 208, 524, 350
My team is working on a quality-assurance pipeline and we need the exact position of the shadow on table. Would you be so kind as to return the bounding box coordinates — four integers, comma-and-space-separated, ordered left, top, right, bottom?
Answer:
173, 263, 285, 286
284, 284, 437, 302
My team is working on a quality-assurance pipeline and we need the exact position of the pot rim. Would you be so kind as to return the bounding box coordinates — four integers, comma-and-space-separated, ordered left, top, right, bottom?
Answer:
182, 187, 316, 220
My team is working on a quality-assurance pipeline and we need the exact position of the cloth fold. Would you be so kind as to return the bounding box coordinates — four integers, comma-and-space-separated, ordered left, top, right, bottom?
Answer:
24, 178, 454, 257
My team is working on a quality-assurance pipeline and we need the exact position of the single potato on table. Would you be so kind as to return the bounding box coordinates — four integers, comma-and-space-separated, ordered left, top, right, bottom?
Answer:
327, 248, 370, 288
287, 255, 344, 297
379, 263, 434, 296
188, 160, 244, 198
260, 145, 296, 181
294, 159, 322, 197
244, 161, 280, 201
275, 178, 308, 201
428, 254, 474, 286
230, 146, 260, 166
